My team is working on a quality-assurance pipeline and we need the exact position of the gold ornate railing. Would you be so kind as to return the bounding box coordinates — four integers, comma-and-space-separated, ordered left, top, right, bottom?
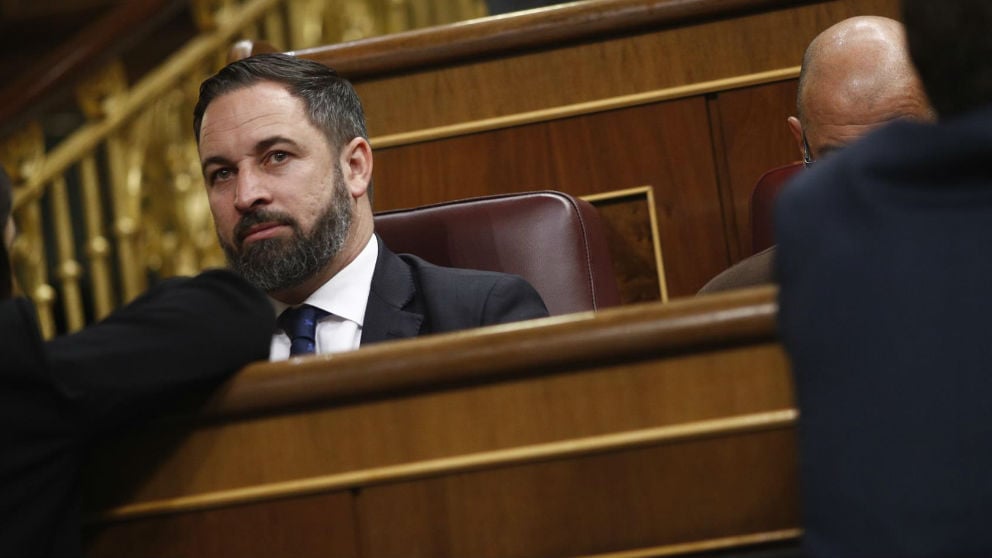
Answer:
0, 0, 485, 338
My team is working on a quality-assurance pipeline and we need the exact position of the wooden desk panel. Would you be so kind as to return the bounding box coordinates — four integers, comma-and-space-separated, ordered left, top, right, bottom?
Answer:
373, 98, 726, 296
87, 341, 790, 505
83, 288, 800, 557
85, 492, 358, 558
306, 0, 899, 137
710, 80, 802, 261
356, 429, 797, 558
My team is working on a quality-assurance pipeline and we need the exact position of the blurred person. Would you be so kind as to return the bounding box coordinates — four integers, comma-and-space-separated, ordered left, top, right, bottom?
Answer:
777, 1, 992, 555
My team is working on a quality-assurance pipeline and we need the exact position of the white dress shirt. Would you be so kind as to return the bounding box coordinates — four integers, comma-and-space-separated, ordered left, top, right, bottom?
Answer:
269, 235, 378, 361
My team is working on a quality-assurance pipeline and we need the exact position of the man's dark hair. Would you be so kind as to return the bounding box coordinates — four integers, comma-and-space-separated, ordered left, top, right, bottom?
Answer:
903, 0, 992, 117
193, 53, 368, 150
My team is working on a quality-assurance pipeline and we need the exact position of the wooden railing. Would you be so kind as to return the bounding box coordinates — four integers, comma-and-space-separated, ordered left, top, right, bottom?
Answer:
83, 287, 801, 558
0, 0, 486, 338
292, 0, 821, 79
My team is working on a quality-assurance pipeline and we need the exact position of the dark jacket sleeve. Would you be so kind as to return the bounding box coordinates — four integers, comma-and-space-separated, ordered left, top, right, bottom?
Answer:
44, 269, 274, 436
0, 299, 77, 558
0, 297, 55, 443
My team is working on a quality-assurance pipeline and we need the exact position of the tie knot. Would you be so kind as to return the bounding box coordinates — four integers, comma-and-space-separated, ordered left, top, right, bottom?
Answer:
278, 305, 330, 355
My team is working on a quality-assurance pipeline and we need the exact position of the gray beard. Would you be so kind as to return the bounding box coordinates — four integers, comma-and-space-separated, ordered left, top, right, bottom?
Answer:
220, 170, 353, 293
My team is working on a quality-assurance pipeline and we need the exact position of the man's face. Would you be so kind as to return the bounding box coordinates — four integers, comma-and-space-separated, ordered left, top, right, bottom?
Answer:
198, 81, 352, 293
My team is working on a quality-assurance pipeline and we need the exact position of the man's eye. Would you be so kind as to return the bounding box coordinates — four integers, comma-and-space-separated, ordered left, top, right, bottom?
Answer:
211, 169, 233, 183
269, 151, 289, 163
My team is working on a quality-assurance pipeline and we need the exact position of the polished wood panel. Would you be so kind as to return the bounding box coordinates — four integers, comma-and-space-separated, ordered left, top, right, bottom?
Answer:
709, 80, 801, 261
85, 493, 358, 558
83, 288, 797, 557
373, 99, 725, 297
296, 0, 819, 80
88, 341, 791, 506
308, 0, 901, 136
356, 430, 797, 557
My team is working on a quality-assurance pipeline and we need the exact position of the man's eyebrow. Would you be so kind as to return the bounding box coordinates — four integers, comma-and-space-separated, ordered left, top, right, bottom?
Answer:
255, 136, 301, 153
200, 136, 302, 175
200, 155, 233, 176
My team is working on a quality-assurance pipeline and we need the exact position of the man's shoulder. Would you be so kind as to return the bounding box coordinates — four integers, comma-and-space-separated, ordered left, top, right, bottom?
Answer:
698, 246, 776, 294
397, 252, 534, 291
394, 251, 548, 323
369, 240, 549, 328
0, 297, 47, 379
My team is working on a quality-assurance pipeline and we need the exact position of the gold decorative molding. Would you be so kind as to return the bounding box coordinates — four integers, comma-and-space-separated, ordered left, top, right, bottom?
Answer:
96, 409, 796, 521
371, 66, 801, 149
75, 61, 129, 120
583, 186, 669, 303
576, 529, 802, 558
78, 154, 115, 320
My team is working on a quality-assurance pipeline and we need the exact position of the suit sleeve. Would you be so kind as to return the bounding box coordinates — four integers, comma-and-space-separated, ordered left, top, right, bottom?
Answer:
44, 269, 274, 436
480, 274, 549, 325
0, 297, 56, 441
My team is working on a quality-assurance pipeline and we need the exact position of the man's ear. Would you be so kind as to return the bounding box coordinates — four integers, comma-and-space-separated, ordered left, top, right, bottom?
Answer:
787, 116, 806, 160
340, 137, 373, 199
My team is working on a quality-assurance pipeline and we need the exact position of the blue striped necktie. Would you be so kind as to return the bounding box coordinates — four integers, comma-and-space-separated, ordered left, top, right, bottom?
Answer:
278, 305, 329, 356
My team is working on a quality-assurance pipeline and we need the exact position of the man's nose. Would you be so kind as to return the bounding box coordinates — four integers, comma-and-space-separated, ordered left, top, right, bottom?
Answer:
233, 168, 272, 212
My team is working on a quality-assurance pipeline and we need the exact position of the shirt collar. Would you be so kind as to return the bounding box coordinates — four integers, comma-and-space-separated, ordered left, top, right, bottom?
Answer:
268, 234, 379, 325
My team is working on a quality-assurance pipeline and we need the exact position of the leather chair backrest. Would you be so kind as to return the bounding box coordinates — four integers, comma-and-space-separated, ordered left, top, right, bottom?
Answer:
750, 162, 803, 255
374, 191, 621, 316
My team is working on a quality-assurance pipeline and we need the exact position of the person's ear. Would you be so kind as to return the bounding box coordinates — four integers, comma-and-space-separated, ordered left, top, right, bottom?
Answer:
787, 116, 806, 160
340, 137, 373, 199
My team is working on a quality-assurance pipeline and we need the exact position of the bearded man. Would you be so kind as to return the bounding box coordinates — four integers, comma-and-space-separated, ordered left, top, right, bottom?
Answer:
194, 54, 548, 360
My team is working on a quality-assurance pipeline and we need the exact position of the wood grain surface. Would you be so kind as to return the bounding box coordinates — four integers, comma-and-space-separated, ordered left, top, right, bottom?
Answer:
83, 287, 799, 557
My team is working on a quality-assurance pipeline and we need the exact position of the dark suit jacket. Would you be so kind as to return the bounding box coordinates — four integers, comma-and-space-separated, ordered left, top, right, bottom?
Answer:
0, 270, 272, 557
776, 105, 992, 557
361, 237, 549, 345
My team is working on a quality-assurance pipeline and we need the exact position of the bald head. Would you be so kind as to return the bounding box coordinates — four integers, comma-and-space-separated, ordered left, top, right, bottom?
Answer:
788, 16, 932, 162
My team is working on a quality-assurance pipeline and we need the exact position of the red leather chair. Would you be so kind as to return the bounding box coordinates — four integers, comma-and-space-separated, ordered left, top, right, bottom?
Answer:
750, 162, 803, 255
374, 191, 621, 316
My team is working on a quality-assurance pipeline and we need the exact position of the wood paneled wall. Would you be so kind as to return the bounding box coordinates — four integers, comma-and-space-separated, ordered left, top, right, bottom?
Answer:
293, 0, 899, 297
83, 288, 799, 558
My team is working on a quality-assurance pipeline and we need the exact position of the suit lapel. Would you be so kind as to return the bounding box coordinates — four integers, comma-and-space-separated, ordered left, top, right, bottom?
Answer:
361, 236, 424, 345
